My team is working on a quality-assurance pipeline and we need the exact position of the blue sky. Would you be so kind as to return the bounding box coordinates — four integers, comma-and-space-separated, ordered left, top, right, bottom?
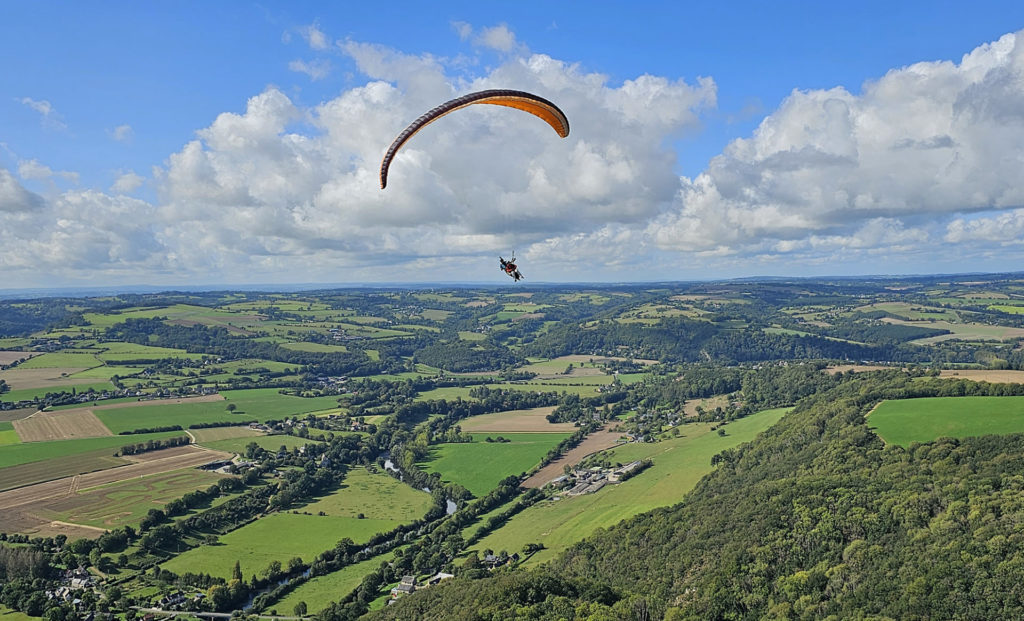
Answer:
3, 1, 1024, 288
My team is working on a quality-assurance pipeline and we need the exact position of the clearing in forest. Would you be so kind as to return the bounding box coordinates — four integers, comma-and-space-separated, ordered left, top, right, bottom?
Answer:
869, 396, 1024, 446
470, 407, 790, 566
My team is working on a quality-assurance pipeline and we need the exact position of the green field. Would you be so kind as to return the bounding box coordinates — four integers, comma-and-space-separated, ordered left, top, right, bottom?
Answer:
39, 469, 227, 529
198, 435, 323, 454
274, 549, 403, 614
279, 342, 349, 353
869, 396, 1024, 446
0, 605, 40, 621
0, 431, 183, 470
989, 304, 1024, 314
15, 352, 102, 369
95, 389, 341, 433
300, 467, 433, 521
0, 422, 19, 445
468, 408, 790, 566
0, 382, 115, 403
161, 512, 400, 579
421, 433, 570, 497
68, 366, 146, 379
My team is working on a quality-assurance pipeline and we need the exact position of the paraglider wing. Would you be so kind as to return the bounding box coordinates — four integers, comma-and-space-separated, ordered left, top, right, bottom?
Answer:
379, 89, 570, 189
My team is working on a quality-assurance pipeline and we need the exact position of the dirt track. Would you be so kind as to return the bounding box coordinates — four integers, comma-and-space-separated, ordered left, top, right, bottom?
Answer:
522, 426, 625, 489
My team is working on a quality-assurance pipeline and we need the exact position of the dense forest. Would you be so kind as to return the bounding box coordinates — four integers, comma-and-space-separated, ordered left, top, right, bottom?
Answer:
370, 370, 1024, 620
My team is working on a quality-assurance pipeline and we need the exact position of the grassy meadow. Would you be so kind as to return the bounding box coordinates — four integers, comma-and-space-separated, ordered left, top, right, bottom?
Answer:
421, 433, 570, 497
273, 549, 403, 614
869, 396, 1024, 446
161, 512, 399, 579
467, 407, 790, 566
95, 389, 340, 433
300, 467, 433, 521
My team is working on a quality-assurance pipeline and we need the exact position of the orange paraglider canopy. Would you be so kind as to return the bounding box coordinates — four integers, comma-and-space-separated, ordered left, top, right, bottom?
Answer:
379, 89, 569, 189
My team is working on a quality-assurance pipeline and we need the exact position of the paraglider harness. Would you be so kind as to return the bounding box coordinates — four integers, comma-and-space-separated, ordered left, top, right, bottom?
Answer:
500, 255, 523, 282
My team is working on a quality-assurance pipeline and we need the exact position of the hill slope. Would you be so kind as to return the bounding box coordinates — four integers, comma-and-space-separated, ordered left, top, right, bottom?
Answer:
366, 371, 1024, 620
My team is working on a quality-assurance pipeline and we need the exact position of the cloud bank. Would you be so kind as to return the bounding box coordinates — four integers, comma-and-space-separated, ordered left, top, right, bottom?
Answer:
3, 27, 1024, 286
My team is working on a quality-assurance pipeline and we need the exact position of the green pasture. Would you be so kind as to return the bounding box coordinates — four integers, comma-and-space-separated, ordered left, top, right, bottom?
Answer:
458, 331, 487, 341
615, 373, 648, 385
40, 469, 226, 530
0, 422, 18, 445
557, 293, 611, 305
419, 309, 452, 321
300, 467, 433, 521
414, 386, 477, 402
199, 434, 322, 454
0, 431, 182, 470
521, 357, 604, 374
48, 396, 147, 410
82, 304, 250, 329
413, 292, 462, 303
494, 382, 605, 397
280, 342, 350, 353
68, 366, 146, 379
869, 396, 1024, 446
990, 304, 1024, 315
468, 407, 790, 566
0, 338, 32, 349
503, 303, 550, 312
0, 381, 115, 403
96, 342, 194, 356
161, 512, 399, 579
16, 352, 102, 369
413, 380, 606, 400
0, 605, 40, 621
421, 433, 570, 497
96, 389, 341, 433
895, 319, 1024, 343
392, 323, 441, 333
274, 550, 403, 614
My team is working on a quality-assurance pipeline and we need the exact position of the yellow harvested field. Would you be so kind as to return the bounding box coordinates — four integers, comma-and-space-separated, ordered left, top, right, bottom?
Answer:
190, 426, 263, 443
522, 426, 624, 489
0, 351, 37, 366
14, 410, 112, 442
0, 367, 94, 390
938, 369, 1024, 383
460, 406, 577, 434
825, 364, 894, 374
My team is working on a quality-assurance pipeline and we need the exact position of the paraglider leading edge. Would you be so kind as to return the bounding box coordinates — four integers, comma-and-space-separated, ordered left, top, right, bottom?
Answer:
379, 89, 570, 189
